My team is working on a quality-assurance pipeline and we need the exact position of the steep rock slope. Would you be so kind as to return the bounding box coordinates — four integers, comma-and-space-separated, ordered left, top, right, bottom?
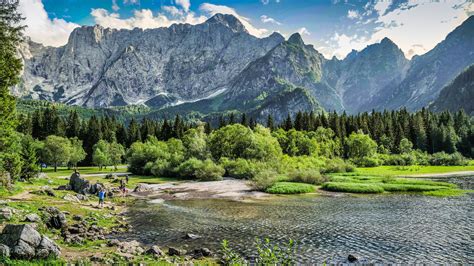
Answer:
430, 64, 474, 115
370, 16, 474, 111
16, 14, 284, 107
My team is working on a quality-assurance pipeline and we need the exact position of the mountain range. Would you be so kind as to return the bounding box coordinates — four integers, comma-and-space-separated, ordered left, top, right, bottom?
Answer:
13, 14, 474, 121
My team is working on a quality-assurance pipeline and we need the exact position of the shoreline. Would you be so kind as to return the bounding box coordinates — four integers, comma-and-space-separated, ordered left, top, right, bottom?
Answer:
398, 170, 474, 178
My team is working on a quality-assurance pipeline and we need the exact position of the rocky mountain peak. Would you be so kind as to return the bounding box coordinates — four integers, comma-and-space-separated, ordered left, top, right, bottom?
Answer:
287, 33, 305, 46
205, 14, 247, 33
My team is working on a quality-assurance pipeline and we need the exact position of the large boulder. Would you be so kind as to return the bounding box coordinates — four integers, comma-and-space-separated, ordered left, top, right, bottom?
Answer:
24, 213, 41, 223
0, 244, 10, 258
69, 172, 91, 194
0, 224, 60, 259
42, 207, 67, 229
0, 207, 13, 221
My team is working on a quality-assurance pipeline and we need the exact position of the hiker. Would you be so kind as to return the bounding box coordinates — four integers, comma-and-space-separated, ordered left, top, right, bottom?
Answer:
98, 188, 106, 208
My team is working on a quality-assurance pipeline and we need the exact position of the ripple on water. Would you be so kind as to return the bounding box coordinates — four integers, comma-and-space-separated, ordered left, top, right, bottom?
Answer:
125, 180, 474, 264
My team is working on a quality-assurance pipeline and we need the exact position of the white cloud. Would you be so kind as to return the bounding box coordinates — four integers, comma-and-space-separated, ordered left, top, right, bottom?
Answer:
261, 0, 270, 4
162, 6, 184, 17
19, 0, 79, 47
370, 0, 472, 58
199, 3, 269, 37
91, 8, 206, 30
175, 0, 191, 13
298, 27, 310, 36
260, 15, 281, 25
373, 0, 392, 15
329, 32, 369, 59
347, 9, 360, 19
112, 0, 120, 11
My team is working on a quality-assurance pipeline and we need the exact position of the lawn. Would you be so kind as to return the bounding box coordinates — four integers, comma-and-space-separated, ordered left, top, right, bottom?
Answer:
356, 164, 474, 176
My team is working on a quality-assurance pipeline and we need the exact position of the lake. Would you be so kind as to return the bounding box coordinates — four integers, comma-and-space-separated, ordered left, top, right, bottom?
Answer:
124, 177, 473, 264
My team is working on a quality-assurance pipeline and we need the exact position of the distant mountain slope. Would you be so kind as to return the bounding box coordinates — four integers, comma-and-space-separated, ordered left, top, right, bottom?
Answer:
370, 15, 474, 111
15, 14, 284, 108
430, 64, 474, 115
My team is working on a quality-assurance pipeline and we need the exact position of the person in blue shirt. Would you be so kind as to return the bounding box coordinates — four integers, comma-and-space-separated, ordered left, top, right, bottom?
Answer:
98, 189, 106, 208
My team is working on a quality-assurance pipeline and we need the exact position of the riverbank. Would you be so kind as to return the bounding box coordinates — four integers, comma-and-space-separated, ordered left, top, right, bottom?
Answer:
1, 165, 473, 264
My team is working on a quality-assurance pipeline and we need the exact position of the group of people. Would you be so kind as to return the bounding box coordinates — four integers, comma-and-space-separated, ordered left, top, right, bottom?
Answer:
98, 175, 129, 208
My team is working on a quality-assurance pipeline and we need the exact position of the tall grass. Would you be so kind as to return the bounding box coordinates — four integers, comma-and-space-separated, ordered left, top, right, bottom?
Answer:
266, 182, 315, 194
322, 182, 384, 193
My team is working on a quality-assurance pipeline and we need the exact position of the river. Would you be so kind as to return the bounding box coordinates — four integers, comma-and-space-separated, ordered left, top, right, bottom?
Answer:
124, 176, 473, 264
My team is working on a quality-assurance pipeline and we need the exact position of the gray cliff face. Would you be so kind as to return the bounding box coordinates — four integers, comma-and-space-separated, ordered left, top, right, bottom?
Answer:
15, 14, 474, 117
331, 37, 409, 113
16, 14, 284, 108
370, 16, 474, 111
222, 33, 342, 112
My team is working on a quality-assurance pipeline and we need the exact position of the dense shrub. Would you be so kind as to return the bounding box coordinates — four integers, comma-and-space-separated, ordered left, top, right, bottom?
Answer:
320, 158, 355, 173
251, 169, 278, 191
220, 158, 258, 179
266, 182, 315, 194
195, 159, 225, 181
288, 169, 326, 185
429, 152, 468, 166
351, 156, 380, 167
175, 158, 224, 181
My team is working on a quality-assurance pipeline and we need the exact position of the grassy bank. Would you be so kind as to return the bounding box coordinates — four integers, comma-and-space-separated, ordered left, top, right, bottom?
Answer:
356, 164, 474, 176
266, 182, 315, 194
320, 174, 467, 196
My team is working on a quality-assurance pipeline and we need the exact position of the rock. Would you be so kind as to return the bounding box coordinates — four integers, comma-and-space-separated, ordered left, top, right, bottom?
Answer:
117, 240, 143, 255
89, 183, 104, 195
72, 214, 83, 221
348, 254, 358, 263
145, 245, 164, 257
191, 248, 213, 259
134, 184, 153, 192
24, 213, 41, 223
0, 200, 10, 205
75, 194, 89, 201
184, 233, 201, 240
44, 187, 56, 197
43, 207, 67, 229
0, 244, 10, 258
0, 224, 59, 259
0, 208, 13, 221
62, 194, 81, 203
56, 185, 71, 190
36, 236, 61, 259
168, 246, 186, 256
69, 172, 90, 194
107, 239, 120, 247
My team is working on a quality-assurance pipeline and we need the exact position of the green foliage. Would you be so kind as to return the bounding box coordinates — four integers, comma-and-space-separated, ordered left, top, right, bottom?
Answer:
92, 140, 110, 169
68, 137, 86, 169
250, 169, 278, 191
399, 138, 413, 154
20, 135, 40, 181
266, 182, 315, 194
43, 135, 72, 171
254, 238, 296, 265
209, 124, 282, 162
346, 131, 378, 160
182, 126, 209, 160
194, 159, 225, 181
429, 152, 468, 166
322, 182, 385, 193
220, 158, 259, 179
221, 239, 246, 265
320, 157, 355, 173
287, 169, 325, 185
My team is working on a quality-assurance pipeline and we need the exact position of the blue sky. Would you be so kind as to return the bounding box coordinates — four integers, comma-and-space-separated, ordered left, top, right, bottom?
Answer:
19, 0, 473, 59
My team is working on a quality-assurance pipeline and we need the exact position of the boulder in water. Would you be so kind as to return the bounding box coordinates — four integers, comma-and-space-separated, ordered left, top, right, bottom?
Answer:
348, 254, 358, 263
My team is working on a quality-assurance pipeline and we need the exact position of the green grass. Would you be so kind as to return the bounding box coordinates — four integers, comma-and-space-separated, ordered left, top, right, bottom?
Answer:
422, 189, 473, 197
266, 182, 315, 194
322, 182, 385, 193
356, 165, 474, 176
321, 174, 461, 195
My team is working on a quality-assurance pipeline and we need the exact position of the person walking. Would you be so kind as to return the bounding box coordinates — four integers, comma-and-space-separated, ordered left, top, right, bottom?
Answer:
98, 188, 106, 208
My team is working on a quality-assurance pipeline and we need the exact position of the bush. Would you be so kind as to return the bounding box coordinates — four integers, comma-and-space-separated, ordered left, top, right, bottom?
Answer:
351, 156, 380, 167
220, 158, 258, 179
175, 158, 224, 181
321, 182, 384, 193
320, 158, 354, 173
195, 159, 225, 181
429, 152, 468, 166
266, 182, 315, 194
288, 169, 326, 185
251, 169, 278, 191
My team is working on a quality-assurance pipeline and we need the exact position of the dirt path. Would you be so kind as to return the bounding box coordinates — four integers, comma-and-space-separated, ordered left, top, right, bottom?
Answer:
400, 171, 474, 178
132, 178, 268, 201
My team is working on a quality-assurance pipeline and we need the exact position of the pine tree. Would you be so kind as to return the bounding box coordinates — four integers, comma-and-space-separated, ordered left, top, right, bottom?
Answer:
284, 114, 293, 131
266, 115, 274, 131
240, 113, 248, 127
66, 110, 81, 138
294, 111, 304, 131
128, 118, 141, 145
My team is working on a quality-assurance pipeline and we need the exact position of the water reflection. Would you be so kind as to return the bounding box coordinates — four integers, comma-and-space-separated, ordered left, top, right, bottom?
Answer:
124, 177, 473, 264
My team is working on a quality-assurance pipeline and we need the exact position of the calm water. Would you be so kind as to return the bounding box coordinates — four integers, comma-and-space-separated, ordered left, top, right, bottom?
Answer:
124, 177, 473, 264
